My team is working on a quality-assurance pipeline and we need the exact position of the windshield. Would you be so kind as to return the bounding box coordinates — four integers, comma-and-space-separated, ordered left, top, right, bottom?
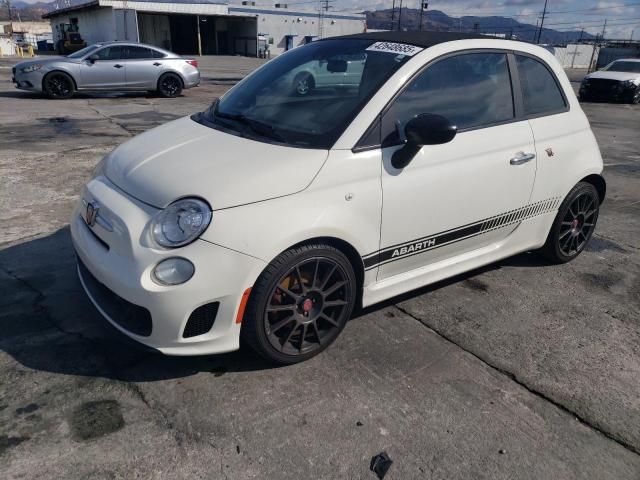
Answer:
195, 39, 418, 149
604, 61, 640, 73
67, 44, 101, 59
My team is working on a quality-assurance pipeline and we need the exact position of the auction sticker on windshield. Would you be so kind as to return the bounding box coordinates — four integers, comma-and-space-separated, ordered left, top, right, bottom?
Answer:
366, 42, 424, 56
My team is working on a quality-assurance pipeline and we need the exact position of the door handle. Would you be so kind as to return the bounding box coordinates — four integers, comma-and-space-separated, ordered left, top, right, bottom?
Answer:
153, 62, 162, 66
113, 64, 123, 69
510, 152, 535, 165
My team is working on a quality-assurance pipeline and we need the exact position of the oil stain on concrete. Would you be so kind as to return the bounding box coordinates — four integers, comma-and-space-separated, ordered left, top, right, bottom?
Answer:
69, 400, 125, 441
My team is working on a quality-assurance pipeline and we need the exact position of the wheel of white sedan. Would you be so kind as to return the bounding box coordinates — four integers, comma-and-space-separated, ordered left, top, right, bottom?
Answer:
293, 72, 314, 96
241, 243, 357, 364
540, 182, 600, 263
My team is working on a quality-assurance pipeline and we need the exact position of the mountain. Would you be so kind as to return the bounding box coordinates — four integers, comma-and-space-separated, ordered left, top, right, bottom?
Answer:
1, 2, 51, 22
366, 9, 596, 45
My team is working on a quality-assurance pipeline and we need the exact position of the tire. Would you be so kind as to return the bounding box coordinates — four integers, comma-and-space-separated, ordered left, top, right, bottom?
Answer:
540, 182, 600, 264
241, 243, 357, 364
293, 72, 314, 96
43, 71, 74, 99
157, 73, 183, 98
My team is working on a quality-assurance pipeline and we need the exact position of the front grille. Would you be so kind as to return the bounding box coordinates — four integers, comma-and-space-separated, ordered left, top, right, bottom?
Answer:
585, 78, 622, 94
183, 302, 219, 338
77, 257, 152, 337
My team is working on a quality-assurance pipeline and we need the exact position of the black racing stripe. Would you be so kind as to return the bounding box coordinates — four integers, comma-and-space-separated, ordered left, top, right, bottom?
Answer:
362, 197, 560, 271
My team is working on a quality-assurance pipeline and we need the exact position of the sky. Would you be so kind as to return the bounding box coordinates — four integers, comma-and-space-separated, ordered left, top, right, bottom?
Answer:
18, 0, 640, 39
327, 0, 640, 39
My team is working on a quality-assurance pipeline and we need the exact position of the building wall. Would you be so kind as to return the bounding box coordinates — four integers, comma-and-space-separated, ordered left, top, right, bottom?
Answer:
138, 13, 171, 50
230, 6, 366, 56
552, 44, 597, 69
597, 45, 640, 69
49, 7, 116, 45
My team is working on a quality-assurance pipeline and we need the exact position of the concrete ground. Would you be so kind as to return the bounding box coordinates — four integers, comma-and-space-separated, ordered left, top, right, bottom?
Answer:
0, 57, 639, 479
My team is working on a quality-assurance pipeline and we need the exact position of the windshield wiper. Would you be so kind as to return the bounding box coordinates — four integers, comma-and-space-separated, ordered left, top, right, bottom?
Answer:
215, 111, 286, 143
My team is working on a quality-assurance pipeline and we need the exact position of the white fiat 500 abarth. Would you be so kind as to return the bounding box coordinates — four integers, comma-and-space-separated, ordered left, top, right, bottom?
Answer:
72, 32, 605, 364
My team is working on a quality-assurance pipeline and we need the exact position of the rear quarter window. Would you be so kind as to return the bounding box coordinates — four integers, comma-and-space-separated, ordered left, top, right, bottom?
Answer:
516, 55, 567, 116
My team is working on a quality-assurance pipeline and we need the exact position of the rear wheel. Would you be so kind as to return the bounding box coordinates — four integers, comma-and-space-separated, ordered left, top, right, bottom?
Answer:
540, 182, 600, 263
157, 73, 183, 98
293, 72, 314, 96
242, 244, 357, 364
43, 72, 74, 99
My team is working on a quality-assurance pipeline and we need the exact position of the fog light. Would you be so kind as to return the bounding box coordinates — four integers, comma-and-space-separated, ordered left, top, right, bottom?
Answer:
152, 257, 194, 286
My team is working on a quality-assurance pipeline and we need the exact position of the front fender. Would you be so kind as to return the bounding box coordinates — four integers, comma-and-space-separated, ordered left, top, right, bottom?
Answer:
200, 149, 383, 282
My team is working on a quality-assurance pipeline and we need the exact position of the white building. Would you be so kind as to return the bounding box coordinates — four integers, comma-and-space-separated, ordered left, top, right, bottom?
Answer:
42, 1, 367, 57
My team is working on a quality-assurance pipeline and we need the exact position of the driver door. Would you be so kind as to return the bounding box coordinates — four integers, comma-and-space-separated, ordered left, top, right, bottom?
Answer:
376, 51, 537, 279
78, 45, 127, 89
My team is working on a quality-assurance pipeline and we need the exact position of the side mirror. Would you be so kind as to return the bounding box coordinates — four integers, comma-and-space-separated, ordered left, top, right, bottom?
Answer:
88, 54, 99, 63
327, 59, 347, 73
391, 113, 457, 169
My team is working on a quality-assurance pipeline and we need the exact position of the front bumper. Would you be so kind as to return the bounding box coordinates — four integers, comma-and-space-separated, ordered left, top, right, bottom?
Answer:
12, 67, 45, 92
71, 175, 266, 355
579, 81, 638, 102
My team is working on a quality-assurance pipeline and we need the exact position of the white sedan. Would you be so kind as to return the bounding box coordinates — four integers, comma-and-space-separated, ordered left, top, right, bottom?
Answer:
72, 32, 605, 364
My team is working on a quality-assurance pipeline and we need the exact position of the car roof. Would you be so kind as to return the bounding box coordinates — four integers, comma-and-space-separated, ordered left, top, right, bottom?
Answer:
329, 31, 493, 48
92, 41, 177, 55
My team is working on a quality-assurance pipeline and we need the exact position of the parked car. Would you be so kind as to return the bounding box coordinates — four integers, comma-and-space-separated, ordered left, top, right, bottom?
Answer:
289, 53, 366, 95
579, 58, 640, 104
12, 42, 200, 99
72, 32, 605, 364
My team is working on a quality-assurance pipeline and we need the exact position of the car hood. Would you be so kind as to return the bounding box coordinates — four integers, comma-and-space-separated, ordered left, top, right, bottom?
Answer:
104, 116, 328, 210
14, 57, 69, 69
586, 71, 640, 83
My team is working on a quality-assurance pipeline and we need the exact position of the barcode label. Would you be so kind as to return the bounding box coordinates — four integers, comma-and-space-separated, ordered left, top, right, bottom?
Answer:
366, 42, 423, 57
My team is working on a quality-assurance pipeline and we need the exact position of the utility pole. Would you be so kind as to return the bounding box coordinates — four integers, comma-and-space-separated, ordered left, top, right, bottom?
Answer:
419, 2, 428, 32
318, 0, 331, 39
601, 18, 607, 41
398, 0, 403, 31
391, 0, 396, 31
536, 0, 549, 44
578, 28, 584, 42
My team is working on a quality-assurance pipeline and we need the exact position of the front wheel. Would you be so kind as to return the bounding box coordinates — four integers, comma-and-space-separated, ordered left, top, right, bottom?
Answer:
540, 182, 600, 263
241, 244, 357, 364
157, 73, 183, 98
43, 72, 74, 99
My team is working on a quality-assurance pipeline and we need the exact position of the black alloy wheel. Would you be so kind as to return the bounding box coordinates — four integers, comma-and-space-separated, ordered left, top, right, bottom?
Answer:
44, 72, 74, 99
158, 73, 183, 98
242, 244, 356, 364
541, 182, 600, 263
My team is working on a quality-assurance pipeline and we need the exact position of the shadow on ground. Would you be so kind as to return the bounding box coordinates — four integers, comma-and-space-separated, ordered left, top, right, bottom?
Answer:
1, 227, 557, 384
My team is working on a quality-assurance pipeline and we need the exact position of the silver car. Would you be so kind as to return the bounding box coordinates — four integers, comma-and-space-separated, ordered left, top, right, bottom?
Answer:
12, 42, 200, 99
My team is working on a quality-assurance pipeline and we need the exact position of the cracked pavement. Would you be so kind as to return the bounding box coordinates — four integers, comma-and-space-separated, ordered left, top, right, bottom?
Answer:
1, 58, 639, 479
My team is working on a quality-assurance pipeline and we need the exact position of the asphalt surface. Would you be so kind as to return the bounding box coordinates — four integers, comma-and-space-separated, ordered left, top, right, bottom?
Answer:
0, 57, 639, 479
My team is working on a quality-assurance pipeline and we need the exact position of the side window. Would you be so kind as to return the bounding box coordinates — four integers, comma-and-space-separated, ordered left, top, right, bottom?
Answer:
384, 52, 514, 143
124, 46, 153, 59
150, 49, 166, 58
106, 46, 126, 60
93, 47, 111, 60
515, 55, 566, 116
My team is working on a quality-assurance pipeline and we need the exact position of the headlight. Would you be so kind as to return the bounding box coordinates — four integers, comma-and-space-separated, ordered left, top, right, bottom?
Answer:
21, 64, 43, 73
151, 198, 212, 248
